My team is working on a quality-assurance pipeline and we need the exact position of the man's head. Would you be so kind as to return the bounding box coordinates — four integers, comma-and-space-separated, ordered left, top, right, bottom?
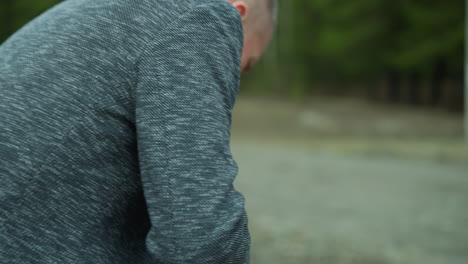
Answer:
227, 0, 277, 73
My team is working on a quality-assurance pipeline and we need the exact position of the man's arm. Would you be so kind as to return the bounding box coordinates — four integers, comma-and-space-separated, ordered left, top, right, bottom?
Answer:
134, 2, 249, 263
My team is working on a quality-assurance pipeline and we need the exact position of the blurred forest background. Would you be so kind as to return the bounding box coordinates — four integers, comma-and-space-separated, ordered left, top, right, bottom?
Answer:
246, 0, 465, 112
1, 0, 464, 111
1, 1, 467, 264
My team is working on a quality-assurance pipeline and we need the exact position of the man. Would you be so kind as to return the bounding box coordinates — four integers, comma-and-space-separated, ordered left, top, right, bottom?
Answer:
0, 0, 275, 263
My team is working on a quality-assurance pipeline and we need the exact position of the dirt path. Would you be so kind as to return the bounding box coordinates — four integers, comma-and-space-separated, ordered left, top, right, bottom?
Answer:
232, 142, 468, 264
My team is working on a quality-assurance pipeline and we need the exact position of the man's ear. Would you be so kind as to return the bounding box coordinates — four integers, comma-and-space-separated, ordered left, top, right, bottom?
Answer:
231, 1, 249, 22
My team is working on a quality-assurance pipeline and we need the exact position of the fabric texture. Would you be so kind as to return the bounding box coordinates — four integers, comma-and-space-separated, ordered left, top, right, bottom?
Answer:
0, 0, 250, 263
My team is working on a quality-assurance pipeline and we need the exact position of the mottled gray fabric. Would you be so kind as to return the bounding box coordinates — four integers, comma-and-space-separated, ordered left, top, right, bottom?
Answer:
0, 0, 250, 263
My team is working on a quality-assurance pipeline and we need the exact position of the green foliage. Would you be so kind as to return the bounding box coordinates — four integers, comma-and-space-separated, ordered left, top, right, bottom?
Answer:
260, 0, 464, 96
0, 0, 61, 43
392, 0, 464, 74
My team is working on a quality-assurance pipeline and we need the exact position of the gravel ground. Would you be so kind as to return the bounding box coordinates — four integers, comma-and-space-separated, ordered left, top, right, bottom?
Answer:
230, 96, 468, 264
232, 142, 468, 264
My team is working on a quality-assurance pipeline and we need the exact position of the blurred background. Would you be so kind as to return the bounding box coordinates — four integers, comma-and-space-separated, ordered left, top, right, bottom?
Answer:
1, 0, 467, 263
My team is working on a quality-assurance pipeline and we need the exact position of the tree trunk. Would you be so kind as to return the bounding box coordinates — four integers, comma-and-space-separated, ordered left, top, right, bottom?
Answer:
386, 69, 401, 103
407, 72, 421, 105
429, 59, 446, 106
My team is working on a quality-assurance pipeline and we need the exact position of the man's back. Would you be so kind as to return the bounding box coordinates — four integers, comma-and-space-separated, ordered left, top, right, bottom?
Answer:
0, 0, 249, 263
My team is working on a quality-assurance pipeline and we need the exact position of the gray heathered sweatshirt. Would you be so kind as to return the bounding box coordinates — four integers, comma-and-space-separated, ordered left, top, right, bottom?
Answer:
0, 0, 250, 263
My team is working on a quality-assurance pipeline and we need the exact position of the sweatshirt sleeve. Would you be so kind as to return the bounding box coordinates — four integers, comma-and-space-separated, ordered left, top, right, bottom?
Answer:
134, 2, 250, 264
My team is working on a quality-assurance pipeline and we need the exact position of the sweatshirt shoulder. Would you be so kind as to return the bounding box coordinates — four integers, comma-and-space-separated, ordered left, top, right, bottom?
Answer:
135, 0, 243, 59
189, 0, 242, 22
156, 0, 243, 40
88, 0, 242, 56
